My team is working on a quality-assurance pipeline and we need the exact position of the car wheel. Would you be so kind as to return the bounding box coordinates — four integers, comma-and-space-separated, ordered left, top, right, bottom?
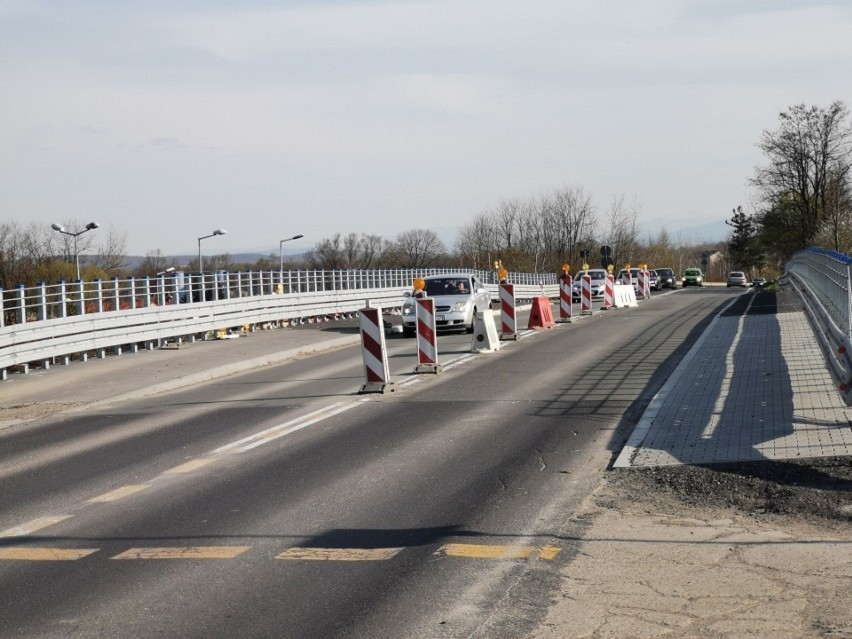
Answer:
466, 308, 477, 333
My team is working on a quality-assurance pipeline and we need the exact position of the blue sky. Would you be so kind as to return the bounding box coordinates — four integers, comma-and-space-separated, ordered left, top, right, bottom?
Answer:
2, 0, 850, 255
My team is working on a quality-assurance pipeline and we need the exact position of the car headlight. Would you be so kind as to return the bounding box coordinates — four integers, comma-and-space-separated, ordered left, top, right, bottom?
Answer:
450, 301, 469, 313
402, 304, 414, 315
696, 276, 702, 281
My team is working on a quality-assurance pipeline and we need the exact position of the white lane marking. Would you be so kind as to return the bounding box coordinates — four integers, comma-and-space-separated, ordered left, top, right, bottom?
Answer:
0, 515, 73, 538
442, 354, 478, 371
214, 401, 361, 454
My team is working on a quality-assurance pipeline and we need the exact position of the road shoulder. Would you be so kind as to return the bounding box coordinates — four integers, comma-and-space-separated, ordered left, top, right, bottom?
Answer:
532, 459, 852, 638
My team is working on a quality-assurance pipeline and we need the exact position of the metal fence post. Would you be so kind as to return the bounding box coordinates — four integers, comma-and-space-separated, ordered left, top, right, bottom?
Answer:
17, 284, 26, 324
847, 263, 852, 339
111, 277, 120, 311
94, 279, 104, 313
37, 282, 47, 321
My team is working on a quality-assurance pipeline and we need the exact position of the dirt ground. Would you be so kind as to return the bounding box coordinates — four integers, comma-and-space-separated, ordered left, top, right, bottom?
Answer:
532, 458, 852, 639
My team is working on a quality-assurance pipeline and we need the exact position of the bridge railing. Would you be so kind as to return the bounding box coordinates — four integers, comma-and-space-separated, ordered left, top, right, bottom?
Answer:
784, 248, 852, 405
0, 267, 558, 378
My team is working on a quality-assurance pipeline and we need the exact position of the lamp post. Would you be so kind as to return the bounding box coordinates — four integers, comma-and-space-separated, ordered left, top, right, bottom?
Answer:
50, 221, 100, 281
197, 229, 227, 274
279, 234, 304, 274
156, 267, 176, 277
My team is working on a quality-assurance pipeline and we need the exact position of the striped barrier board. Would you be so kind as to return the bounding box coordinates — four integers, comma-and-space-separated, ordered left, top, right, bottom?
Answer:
358, 305, 394, 393
500, 283, 517, 340
414, 298, 441, 373
559, 276, 572, 322
644, 270, 651, 298
637, 270, 647, 299
603, 274, 614, 309
581, 274, 593, 315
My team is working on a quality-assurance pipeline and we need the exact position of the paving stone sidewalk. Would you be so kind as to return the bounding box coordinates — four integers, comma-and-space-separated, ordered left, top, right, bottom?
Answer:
616, 289, 852, 467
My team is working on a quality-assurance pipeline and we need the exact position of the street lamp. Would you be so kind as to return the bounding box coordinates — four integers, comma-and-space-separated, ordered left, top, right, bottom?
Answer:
197, 228, 227, 274
279, 234, 304, 274
156, 267, 176, 276
50, 221, 100, 280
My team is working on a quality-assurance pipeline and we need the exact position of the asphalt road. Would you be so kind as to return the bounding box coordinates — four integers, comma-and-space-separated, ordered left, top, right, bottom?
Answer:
0, 288, 739, 638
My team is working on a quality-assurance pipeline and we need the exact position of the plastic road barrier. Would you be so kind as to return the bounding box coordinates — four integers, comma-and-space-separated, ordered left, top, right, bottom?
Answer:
559, 275, 572, 322
358, 305, 394, 393
581, 274, 593, 315
603, 274, 615, 310
414, 297, 441, 373
500, 283, 518, 340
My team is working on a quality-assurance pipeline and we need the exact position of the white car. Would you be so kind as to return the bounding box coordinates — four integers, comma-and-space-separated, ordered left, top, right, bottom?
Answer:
401, 274, 491, 337
571, 269, 608, 301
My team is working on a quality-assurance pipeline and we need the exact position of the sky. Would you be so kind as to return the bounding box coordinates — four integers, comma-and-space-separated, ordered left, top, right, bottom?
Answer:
2, 0, 851, 256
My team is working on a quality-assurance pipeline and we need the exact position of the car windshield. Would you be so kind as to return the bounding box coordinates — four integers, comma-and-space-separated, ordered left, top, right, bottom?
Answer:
579, 271, 606, 281
423, 278, 471, 296
656, 269, 673, 276
685, 270, 700, 275
730, 272, 744, 277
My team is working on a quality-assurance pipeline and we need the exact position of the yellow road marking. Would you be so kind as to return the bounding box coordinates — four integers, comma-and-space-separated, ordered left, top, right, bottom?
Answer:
0, 547, 99, 561
276, 547, 404, 561
0, 515, 73, 538
88, 484, 151, 503
435, 543, 561, 560
112, 546, 251, 560
538, 545, 562, 560
162, 458, 215, 474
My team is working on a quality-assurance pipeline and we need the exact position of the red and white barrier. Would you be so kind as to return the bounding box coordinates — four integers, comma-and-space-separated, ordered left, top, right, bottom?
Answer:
414, 297, 441, 373
637, 270, 647, 299
358, 304, 394, 393
603, 274, 615, 309
644, 270, 651, 298
559, 275, 573, 322
581, 274, 593, 315
500, 283, 518, 340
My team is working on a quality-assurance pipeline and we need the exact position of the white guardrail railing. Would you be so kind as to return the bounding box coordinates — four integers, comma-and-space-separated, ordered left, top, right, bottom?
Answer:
784, 248, 852, 405
0, 267, 558, 379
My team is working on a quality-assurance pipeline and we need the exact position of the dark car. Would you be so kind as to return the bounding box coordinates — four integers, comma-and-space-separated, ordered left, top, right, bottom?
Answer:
653, 267, 677, 290
752, 277, 767, 288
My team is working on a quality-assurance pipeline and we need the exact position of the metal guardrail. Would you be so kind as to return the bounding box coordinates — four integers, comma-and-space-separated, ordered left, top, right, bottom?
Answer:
784, 248, 852, 405
0, 268, 558, 379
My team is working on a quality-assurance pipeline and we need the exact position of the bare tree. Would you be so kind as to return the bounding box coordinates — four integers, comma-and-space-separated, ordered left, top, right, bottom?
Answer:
813, 168, 852, 254
307, 233, 344, 269
601, 194, 639, 268
135, 249, 170, 276
455, 212, 498, 270
94, 225, 128, 276
753, 101, 852, 256
395, 228, 446, 268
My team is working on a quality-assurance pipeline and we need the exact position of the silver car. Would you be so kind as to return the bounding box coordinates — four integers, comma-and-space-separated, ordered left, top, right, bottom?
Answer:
401, 274, 491, 337
727, 271, 748, 287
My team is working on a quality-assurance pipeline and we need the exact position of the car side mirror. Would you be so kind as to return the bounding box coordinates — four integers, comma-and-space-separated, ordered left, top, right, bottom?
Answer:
476, 287, 486, 294
403, 291, 412, 298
